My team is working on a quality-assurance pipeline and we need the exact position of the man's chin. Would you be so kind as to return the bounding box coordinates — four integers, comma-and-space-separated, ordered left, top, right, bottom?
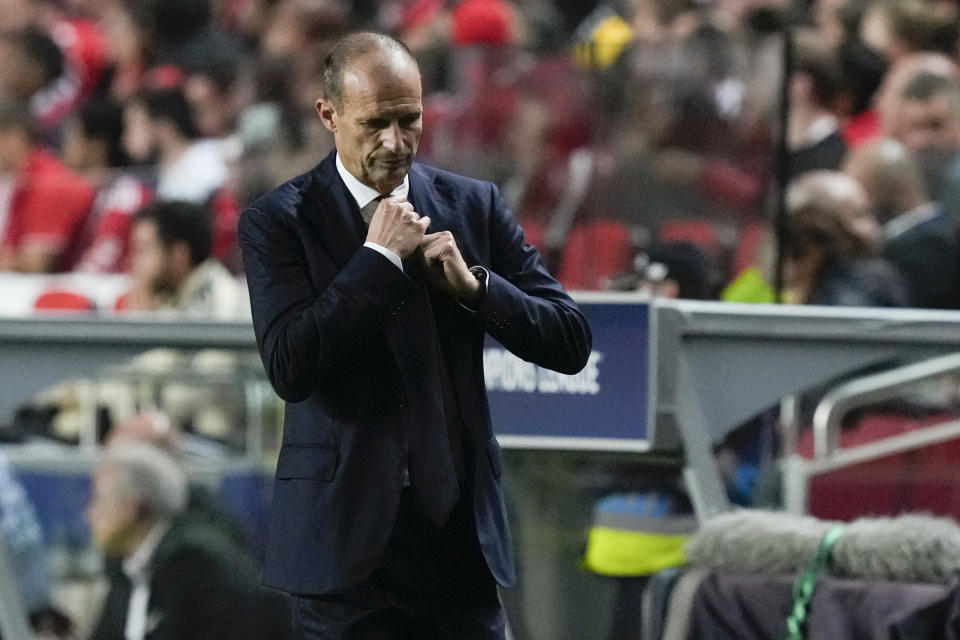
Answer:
370, 165, 411, 189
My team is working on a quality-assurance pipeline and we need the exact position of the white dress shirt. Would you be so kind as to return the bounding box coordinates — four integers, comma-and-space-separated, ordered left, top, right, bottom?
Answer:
122, 521, 171, 640
335, 153, 408, 271
334, 154, 487, 311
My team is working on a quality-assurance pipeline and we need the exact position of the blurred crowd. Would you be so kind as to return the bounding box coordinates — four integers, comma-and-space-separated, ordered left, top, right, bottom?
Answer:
6, 1, 960, 636
0, 0, 957, 313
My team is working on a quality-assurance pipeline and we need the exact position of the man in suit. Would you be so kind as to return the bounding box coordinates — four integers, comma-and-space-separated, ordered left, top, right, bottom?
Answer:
239, 32, 592, 639
87, 442, 294, 640
844, 138, 960, 309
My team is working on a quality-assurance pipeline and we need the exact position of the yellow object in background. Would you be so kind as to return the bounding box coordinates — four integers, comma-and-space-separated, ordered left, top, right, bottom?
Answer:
573, 14, 634, 69
722, 267, 777, 304
583, 527, 689, 577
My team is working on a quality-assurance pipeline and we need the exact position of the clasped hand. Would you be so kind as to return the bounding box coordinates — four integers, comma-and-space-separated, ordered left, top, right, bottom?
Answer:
366, 197, 480, 303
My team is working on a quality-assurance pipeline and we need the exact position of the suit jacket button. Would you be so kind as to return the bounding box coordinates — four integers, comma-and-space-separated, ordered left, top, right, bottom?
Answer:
398, 393, 408, 408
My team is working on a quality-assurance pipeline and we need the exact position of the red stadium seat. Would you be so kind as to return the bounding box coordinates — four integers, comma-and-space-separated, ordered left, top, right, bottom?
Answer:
557, 220, 634, 290
797, 411, 960, 521
33, 289, 95, 313
519, 220, 546, 251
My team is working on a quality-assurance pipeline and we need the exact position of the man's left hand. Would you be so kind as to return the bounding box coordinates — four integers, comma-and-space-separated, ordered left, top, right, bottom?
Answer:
419, 231, 481, 304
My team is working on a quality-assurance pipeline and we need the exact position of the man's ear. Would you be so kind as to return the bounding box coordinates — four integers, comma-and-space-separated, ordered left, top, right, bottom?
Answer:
316, 98, 337, 133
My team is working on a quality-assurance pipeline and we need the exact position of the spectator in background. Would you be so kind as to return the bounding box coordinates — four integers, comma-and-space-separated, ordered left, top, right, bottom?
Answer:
235, 55, 320, 206
784, 170, 911, 307
885, 70, 960, 217
0, 16, 107, 139
844, 137, 960, 309
122, 87, 227, 205
0, 447, 64, 635
62, 97, 152, 273
0, 100, 95, 273
75, 0, 157, 101
860, 0, 959, 65
104, 411, 250, 566
787, 37, 847, 179
0, 27, 65, 136
87, 442, 291, 640
0, 28, 63, 105
139, 0, 241, 76
609, 241, 721, 300
122, 86, 239, 264
119, 200, 248, 319
183, 52, 243, 140
31, 0, 109, 134
834, 0, 889, 147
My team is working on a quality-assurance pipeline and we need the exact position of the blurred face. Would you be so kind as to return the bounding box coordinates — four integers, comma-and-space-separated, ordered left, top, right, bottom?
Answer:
317, 53, 422, 193
838, 183, 880, 249
0, 0, 34, 31
185, 74, 234, 138
896, 94, 960, 154
0, 40, 41, 99
130, 219, 174, 295
122, 101, 155, 162
860, 6, 895, 62
86, 466, 139, 556
62, 118, 93, 171
0, 126, 29, 172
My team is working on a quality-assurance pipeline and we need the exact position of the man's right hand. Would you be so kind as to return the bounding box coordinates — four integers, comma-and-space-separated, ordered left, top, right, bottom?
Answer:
366, 197, 430, 259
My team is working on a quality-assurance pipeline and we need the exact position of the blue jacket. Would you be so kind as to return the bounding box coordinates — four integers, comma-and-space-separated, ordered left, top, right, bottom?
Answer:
239, 152, 592, 595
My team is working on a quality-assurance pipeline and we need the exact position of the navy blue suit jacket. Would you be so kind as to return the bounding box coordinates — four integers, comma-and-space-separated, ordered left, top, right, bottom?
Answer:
239, 152, 591, 595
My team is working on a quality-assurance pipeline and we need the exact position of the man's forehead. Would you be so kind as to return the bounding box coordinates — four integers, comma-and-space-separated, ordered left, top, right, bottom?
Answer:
341, 53, 420, 95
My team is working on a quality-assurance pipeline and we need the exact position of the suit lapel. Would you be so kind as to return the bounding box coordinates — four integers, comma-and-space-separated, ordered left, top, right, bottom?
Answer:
408, 164, 457, 238
299, 152, 368, 271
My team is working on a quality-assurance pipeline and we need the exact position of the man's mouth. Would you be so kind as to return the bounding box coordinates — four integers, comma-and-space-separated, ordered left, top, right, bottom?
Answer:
376, 156, 411, 167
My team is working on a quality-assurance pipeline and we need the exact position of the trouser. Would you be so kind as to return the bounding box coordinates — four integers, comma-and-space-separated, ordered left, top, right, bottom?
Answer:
293, 487, 506, 640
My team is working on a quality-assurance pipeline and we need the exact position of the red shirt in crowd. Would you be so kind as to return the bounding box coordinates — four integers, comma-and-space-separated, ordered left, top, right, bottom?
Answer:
70, 174, 152, 273
33, 18, 108, 132
0, 148, 96, 271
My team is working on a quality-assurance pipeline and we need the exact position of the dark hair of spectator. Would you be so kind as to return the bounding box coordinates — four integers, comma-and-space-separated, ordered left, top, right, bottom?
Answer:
884, 0, 959, 57
645, 241, 720, 300
189, 53, 241, 94
786, 173, 874, 262
0, 100, 36, 141
901, 71, 960, 112
254, 57, 305, 149
77, 98, 130, 167
14, 28, 65, 86
321, 32, 417, 110
145, 0, 211, 41
137, 87, 201, 140
793, 43, 844, 108
134, 201, 213, 266
839, 37, 888, 115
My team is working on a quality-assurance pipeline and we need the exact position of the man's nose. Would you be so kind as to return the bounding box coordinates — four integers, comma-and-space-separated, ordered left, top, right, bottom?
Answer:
380, 123, 403, 153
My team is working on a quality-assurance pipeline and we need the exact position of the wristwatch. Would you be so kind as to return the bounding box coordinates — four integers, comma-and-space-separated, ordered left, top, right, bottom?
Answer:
459, 266, 489, 311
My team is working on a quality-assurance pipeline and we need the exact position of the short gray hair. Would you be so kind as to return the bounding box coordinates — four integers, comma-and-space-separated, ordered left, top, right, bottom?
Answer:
100, 442, 188, 521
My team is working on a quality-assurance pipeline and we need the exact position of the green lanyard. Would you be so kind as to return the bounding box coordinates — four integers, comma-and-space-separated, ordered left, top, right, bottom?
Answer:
784, 525, 846, 640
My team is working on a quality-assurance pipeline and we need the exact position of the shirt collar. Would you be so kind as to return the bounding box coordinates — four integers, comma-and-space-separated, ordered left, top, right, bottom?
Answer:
798, 115, 839, 149
122, 520, 171, 581
335, 153, 408, 209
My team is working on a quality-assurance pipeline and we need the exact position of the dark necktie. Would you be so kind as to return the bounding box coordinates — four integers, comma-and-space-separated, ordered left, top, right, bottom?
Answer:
398, 259, 462, 526
361, 194, 462, 525
360, 195, 383, 225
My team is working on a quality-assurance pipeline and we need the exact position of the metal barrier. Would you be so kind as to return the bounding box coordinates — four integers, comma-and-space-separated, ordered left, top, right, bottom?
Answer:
782, 352, 960, 514
7, 300, 960, 523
